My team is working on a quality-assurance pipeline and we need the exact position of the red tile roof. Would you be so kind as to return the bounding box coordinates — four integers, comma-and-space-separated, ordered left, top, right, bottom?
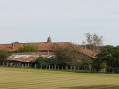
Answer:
0, 42, 97, 58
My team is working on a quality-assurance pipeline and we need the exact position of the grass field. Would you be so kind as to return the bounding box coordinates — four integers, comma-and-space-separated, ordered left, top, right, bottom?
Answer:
0, 67, 119, 89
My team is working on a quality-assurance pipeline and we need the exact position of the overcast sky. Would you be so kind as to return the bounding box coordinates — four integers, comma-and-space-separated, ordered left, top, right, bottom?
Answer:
0, 0, 119, 46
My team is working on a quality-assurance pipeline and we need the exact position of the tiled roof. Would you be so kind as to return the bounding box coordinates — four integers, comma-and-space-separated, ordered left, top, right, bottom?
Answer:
0, 42, 97, 58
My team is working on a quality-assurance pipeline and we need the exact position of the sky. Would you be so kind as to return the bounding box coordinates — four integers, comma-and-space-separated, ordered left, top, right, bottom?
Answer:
0, 0, 119, 46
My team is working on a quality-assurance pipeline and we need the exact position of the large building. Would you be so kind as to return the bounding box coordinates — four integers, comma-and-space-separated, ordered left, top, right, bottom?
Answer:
0, 37, 97, 64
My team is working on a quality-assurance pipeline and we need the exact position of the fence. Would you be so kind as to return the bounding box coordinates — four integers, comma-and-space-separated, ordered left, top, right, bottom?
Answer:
1, 62, 91, 72
1, 62, 119, 73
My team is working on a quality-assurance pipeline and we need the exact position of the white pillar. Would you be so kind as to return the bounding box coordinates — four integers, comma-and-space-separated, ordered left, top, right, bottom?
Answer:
49, 65, 50, 70
62, 66, 63, 70
55, 65, 56, 70
70, 66, 72, 71
58, 66, 59, 70
74, 66, 76, 71
28, 63, 30, 68
35, 64, 36, 69
40, 65, 42, 69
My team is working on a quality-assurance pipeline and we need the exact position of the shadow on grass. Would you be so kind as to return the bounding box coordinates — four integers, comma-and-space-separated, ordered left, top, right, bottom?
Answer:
63, 85, 119, 89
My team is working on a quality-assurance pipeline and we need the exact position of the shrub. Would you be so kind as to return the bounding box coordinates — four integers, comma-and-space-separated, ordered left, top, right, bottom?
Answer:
54, 47, 92, 67
17, 44, 38, 52
36, 57, 49, 68
0, 50, 9, 65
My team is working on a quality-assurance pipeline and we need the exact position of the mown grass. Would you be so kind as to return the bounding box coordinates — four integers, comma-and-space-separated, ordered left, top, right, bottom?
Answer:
0, 67, 119, 89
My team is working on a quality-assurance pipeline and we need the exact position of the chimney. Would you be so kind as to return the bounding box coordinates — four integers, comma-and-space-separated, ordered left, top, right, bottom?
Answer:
12, 43, 14, 49
47, 51, 50, 55
84, 46, 87, 49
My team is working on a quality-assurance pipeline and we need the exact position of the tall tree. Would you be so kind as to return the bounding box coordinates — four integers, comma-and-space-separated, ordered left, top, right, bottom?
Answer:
85, 33, 93, 50
84, 33, 103, 52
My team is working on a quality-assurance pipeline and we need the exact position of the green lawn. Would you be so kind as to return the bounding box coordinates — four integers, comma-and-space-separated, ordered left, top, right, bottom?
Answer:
0, 67, 119, 89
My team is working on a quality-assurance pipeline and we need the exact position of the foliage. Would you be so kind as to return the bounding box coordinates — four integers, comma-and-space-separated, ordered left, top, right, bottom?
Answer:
36, 57, 49, 67
84, 33, 103, 52
0, 50, 9, 64
91, 58, 104, 72
17, 44, 38, 52
92, 46, 119, 73
54, 47, 92, 68
78, 53, 92, 69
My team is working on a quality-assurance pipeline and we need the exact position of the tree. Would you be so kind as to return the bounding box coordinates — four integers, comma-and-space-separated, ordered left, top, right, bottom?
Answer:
36, 57, 49, 68
92, 46, 119, 73
84, 33, 103, 52
17, 44, 38, 52
93, 33, 103, 51
54, 47, 92, 68
105, 46, 119, 73
91, 58, 104, 72
54, 47, 72, 66
85, 33, 93, 50
0, 50, 9, 65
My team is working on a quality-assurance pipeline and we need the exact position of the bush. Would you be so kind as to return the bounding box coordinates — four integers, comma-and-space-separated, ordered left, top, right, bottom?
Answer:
0, 50, 9, 65
17, 44, 38, 52
36, 57, 49, 68
91, 46, 119, 73
54, 47, 92, 68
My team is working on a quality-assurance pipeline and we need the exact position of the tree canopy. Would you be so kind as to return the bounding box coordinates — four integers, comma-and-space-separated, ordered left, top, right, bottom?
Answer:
36, 57, 49, 68
83, 33, 103, 52
53, 47, 92, 68
0, 50, 9, 65
92, 46, 119, 73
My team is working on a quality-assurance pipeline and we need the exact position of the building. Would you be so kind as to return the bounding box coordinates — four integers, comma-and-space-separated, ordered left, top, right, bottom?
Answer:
0, 37, 97, 67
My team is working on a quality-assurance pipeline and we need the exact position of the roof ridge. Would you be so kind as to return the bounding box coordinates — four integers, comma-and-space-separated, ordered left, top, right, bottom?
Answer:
0, 42, 71, 45
68, 43, 76, 50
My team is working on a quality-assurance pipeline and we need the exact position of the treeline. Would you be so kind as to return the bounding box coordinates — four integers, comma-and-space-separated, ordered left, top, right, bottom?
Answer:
92, 46, 119, 73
